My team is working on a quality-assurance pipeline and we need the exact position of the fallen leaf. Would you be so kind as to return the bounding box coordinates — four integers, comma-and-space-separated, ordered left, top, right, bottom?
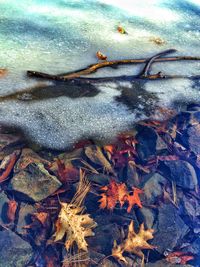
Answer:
0, 151, 19, 183
112, 221, 155, 263
96, 51, 107, 60
99, 180, 143, 212
149, 37, 166, 45
166, 251, 194, 265
117, 25, 127, 34
0, 68, 8, 77
57, 159, 79, 184
126, 187, 143, 213
54, 170, 97, 251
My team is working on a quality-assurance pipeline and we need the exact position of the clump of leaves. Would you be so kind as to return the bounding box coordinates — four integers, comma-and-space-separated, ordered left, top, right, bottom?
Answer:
54, 170, 97, 251
112, 221, 155, 264
99, 179, 143, 212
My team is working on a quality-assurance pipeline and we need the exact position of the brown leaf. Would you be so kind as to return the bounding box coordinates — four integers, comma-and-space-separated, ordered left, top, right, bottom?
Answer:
54, 173, 97, 251
0, 69, 8, 77
117, 25, 127, 34
56, 159, 79, 184
96, 51, 107, 60
112, 221, 155, 263
0, 151, 19, 183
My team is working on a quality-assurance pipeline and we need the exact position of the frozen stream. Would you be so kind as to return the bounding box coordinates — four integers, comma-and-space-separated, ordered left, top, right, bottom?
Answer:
0, 0, 199, 149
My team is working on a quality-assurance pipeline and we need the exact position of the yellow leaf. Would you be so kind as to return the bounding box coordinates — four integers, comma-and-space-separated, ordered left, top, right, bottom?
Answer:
53, 170, 97, 251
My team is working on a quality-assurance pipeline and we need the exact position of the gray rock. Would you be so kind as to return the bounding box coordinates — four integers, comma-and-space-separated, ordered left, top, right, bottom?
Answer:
187, 124, 200, 155
88, 223, 121, 255
138, 207, 156, 229
9, 163, 61, 202
87, 173, 111, 186
16, 203, 36, 234
0, 229, 33, 267
136, 125, 167, 162
0, 192, 9, 224
152, 203, 189, 254
88, 250, 117, 267
142, 173, 167, 204
182, 237, 200, 256
163, 160, 198, 190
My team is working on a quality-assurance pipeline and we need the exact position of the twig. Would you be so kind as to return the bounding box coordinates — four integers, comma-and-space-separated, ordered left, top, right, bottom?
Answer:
139, 49, 176, 78
27, 51, 200, 81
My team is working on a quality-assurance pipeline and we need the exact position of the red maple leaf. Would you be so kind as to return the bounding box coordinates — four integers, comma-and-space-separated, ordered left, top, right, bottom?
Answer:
166, 251, 194, 265
99, 180, 143, 212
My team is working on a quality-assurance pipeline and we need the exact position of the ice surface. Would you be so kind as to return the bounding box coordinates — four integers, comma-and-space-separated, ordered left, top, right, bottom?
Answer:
0, 0, 199, 149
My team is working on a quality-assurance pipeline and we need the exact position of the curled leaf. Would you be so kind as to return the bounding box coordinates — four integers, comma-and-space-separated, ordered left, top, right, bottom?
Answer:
96, 51, 107, 60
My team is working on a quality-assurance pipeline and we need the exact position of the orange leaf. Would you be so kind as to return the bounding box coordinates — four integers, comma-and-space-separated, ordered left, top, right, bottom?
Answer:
99, 180, 119, 210
126, 187, 143, 213
104, 145, 115, 154
0, 151, 19, 183
99, 181, 142, 212
118, 183, 128, 207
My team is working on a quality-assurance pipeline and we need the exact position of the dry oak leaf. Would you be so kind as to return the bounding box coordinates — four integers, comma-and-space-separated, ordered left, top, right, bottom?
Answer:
54, 170, 97, 251
99, 180, 143, 212
54, 203, 96, 251
112, 221, 155, 264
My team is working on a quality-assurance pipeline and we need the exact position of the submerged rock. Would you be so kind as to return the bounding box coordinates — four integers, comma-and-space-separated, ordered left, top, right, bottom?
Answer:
186, 124, 200, 155
162, 160, 198, 190
142, 173, 167, 204
0, 229, 33, 267
136, 125, 167, 162
16, 203, 36, 234
9, 163, 61, 202
0, 192, 10, 225
152, 203, 189, 254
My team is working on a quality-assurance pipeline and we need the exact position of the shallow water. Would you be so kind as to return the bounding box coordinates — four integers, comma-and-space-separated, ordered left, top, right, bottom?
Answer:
0, 0, 199, 149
